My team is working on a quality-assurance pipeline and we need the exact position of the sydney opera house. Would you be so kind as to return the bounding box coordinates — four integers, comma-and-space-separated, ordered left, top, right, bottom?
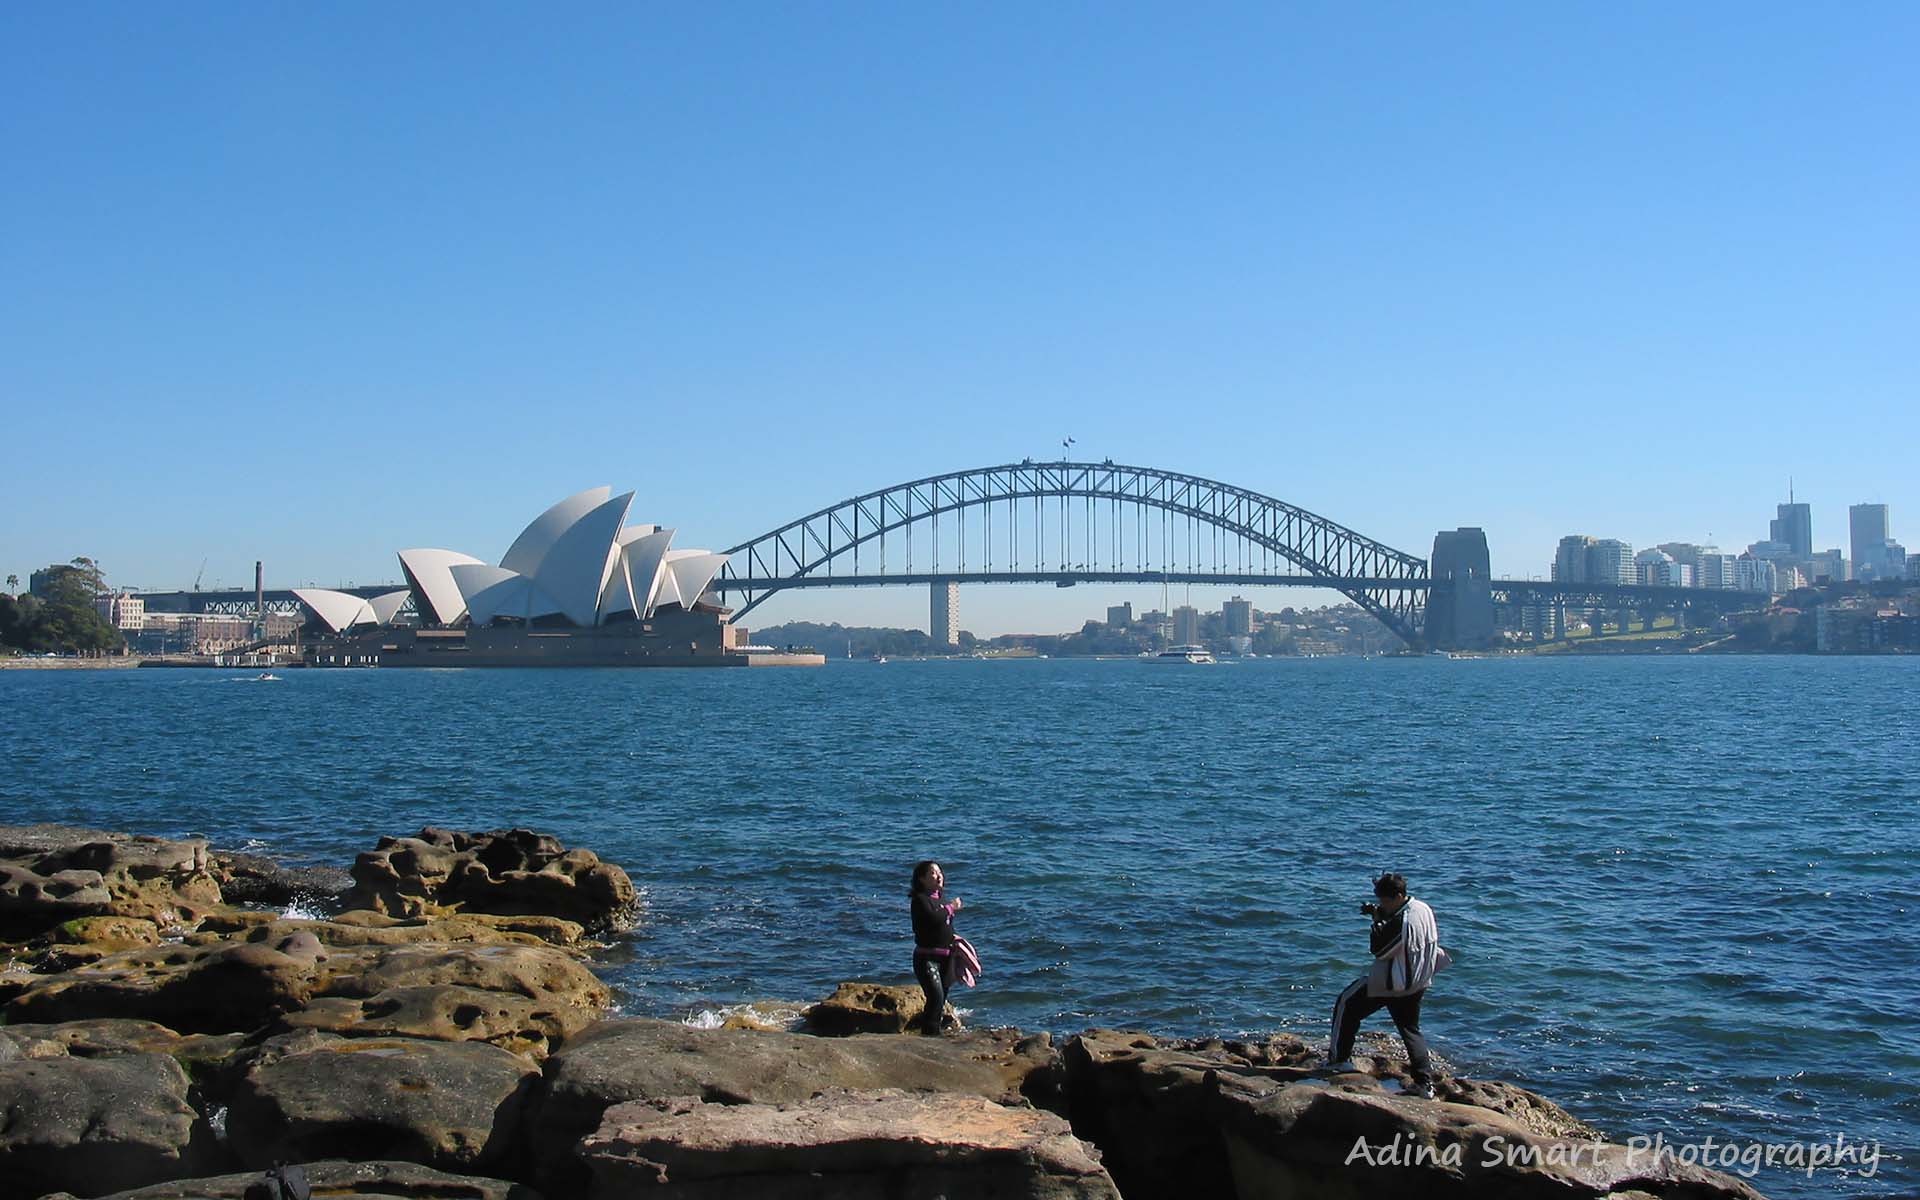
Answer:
292, 488, 792, 667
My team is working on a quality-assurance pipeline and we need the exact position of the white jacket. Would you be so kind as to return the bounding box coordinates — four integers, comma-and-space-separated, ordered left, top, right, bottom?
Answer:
1366, 897, 1450, 998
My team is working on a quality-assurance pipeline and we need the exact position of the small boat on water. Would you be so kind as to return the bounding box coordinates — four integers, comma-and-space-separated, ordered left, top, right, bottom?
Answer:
1151, 644, 1216, 664
869, 654, 888, 664
256, 672, 281, 681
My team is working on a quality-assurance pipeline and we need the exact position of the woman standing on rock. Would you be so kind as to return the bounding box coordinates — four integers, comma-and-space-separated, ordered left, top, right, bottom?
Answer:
909, 860, 963, 1034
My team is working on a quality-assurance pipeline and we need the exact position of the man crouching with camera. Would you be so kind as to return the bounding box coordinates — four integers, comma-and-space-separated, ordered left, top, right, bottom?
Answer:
1328, 872, 1449, 1099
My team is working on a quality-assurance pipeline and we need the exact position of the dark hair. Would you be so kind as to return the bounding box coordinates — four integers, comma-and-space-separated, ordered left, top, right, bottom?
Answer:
910, 860, 941, 896
1373, 872, 1408, 899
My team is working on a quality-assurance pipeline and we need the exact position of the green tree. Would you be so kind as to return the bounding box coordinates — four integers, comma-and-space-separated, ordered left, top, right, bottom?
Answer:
4, 574, 17, 594
4, 560, 122, 654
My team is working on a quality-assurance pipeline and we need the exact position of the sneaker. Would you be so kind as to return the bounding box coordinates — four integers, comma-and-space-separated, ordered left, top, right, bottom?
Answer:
1415, 1080, 1437, 1100
1326, 1059, 1360, 1074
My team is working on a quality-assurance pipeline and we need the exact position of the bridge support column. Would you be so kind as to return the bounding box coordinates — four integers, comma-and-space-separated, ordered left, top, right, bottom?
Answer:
930, 581, 959, 648
1427, 528, 1495, 650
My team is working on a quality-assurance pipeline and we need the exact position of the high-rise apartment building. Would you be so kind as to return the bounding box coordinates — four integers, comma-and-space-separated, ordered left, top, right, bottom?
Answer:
1589, 539, 1633, 585
1770, 502, 1813, 560
930, 581, 959, 646
1105, 602, 1133, 628
1698, 554, 1740, 589
1222, 596, 1253, 636
1552, 535, 1631, 585
1553, 535, 1595, 583
1172, 605, 1201, 645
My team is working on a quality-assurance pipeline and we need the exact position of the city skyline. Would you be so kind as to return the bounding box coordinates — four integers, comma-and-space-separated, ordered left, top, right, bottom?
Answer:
3, 7, 1915, 636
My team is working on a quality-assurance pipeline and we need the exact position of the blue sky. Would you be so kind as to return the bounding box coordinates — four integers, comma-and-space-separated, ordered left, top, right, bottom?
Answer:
3, 4, 1914, 634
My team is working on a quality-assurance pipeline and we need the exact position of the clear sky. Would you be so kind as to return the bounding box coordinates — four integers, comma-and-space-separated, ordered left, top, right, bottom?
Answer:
4, 4, 1914, 635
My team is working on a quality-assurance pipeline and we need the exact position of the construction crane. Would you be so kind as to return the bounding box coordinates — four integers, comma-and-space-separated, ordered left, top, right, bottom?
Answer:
192, 559, 207, 592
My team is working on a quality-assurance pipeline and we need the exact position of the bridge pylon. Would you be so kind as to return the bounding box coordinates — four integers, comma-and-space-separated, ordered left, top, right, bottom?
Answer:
1427, 528, 1495, 650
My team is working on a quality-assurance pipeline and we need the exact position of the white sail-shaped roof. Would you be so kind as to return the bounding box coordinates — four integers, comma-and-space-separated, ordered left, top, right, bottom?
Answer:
449, 564, 563, 627
599, 528, 675, 620
531, 491, 634, 628
368, 589, 413, 625
398, 548, 486, 625
500, 487, 612, 579
599, 526, 662, 621
293, 588, 376, 633
661, 550, 729, 612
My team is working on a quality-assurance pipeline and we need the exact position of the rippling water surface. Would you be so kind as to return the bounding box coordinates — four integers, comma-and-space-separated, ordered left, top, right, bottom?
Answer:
3, 656, 1915, 1197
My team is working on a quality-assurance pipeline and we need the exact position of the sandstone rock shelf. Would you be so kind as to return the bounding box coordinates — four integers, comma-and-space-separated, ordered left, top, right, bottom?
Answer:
1, 825, 1767, 1200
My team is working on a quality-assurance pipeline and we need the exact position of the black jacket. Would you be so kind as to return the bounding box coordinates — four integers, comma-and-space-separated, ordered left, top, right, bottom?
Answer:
911, 891, 956, 950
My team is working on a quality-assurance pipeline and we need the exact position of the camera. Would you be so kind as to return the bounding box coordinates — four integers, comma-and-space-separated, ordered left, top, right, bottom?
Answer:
1360, 901, 1379, 916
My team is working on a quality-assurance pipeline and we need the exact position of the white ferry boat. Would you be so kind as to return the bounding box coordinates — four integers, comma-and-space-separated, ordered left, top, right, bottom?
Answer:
1152, 644, 1216, 664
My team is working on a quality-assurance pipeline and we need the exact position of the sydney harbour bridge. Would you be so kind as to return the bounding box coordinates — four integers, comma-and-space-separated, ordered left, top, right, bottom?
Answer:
143, 461, 1760, 649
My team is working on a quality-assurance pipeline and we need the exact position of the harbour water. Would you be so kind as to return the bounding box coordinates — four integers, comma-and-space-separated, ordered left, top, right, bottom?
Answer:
3, 656, 1914, 1197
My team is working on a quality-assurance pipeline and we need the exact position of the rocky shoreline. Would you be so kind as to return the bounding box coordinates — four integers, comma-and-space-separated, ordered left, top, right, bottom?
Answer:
1, 825, 1766, 1199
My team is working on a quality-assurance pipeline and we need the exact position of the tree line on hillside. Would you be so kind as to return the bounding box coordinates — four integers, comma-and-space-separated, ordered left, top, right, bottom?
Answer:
1, 560, 124, 655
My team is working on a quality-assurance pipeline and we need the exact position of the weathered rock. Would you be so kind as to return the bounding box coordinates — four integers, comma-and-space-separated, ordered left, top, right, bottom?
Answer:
52, 1159, 544, 1198
327, 942, 611, 1011
3, 938, 320, 1031
276, 983, 600, 1059
195, 909, 587, 950
208, 849, 352, 910
0, 824, 222, 939
226, 1032, 540, 1173
0, 1052, 214, 1198
51, 914, 164, 950
1061, 1030, 1303, 1200
1207, 1071, 1767, 1200
803, 980, 930, 1035
4, 933, 608, 1034
529, 1018, 1062, 1191
345, 828, 636, 930
580, 1088, 1121, 1199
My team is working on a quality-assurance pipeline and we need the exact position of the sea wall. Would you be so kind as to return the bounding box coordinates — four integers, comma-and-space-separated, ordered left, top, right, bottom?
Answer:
0, 825, 1765, 1200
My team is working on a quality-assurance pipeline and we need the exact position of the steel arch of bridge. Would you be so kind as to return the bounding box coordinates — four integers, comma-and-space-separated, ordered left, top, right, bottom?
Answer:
714, 461, 1430, 642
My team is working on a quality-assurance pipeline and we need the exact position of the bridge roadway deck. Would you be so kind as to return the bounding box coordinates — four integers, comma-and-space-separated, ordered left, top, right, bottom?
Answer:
137, 576, 1760, 614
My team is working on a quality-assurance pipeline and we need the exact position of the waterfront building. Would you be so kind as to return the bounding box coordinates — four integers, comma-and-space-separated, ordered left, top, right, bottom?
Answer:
1770, 502, 1813, 560
1106, 602, 1132, 628
1909, 554, 1920, 582
137, 612, 255, 655
93, 591, 145, 631
1223, 596, 1253, 636
290, 487, 773, 668
1849, 504, 1890, 576
1173, 605, 1201, 645
931, 581, 959, 647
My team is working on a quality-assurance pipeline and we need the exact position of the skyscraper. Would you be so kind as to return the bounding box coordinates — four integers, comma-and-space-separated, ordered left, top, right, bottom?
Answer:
1770, 502, 1813, 560
1850, 504, 1892, 578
